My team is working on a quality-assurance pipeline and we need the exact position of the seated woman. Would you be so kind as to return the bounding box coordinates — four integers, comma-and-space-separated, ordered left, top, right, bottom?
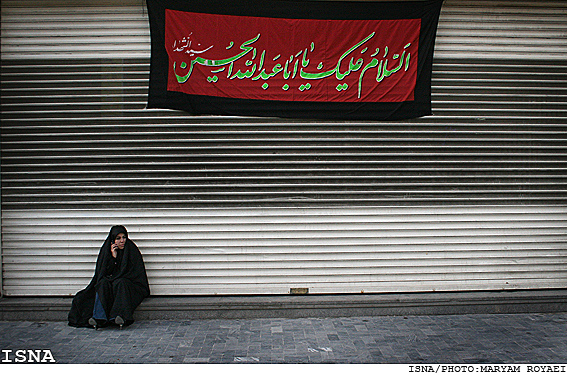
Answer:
68, 225, 150, 329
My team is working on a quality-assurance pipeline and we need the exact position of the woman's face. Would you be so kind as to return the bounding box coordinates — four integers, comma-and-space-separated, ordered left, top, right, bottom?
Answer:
114, 233, 127, 250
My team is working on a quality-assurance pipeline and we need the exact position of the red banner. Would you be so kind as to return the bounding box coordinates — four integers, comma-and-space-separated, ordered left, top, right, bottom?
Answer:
165, 9, 420, 103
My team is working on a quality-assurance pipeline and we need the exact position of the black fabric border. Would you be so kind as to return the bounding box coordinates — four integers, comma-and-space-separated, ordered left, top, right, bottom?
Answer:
146, 0, 443, 121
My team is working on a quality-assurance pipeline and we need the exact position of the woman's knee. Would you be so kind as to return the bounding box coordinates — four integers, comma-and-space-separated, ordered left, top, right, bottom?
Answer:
95, 277, 112, 289
112, 278, 132, 291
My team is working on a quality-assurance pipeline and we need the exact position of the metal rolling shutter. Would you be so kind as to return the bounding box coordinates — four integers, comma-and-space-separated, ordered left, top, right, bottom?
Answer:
1, 0, 566, 296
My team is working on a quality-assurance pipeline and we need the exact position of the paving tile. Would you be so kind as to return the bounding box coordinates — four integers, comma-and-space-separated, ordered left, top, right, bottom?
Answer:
1, 313, 566, 363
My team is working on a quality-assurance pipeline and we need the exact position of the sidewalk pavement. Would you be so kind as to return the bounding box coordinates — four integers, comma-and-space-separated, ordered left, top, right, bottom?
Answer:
0, 312, 566, 364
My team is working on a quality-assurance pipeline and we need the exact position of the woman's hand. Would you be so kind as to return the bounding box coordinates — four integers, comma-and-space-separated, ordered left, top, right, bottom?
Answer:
111, 243, 118, 258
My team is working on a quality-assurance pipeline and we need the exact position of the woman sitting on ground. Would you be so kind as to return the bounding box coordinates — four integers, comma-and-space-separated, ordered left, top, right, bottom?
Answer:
68, 225, 150, 329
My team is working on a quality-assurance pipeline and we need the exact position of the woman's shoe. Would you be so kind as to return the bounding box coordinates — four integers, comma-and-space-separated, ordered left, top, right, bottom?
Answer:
115, 316, 125, 330
88, 317, 98, 330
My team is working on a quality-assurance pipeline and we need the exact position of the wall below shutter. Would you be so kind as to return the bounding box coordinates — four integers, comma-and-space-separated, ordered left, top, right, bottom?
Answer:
1, 0, 566, 296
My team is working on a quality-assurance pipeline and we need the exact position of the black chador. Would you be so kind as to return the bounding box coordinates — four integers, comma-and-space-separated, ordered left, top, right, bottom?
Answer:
68, 226, 150, 328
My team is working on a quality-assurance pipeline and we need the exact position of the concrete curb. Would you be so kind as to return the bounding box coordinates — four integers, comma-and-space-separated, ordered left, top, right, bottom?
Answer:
1, 289, 566, 321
